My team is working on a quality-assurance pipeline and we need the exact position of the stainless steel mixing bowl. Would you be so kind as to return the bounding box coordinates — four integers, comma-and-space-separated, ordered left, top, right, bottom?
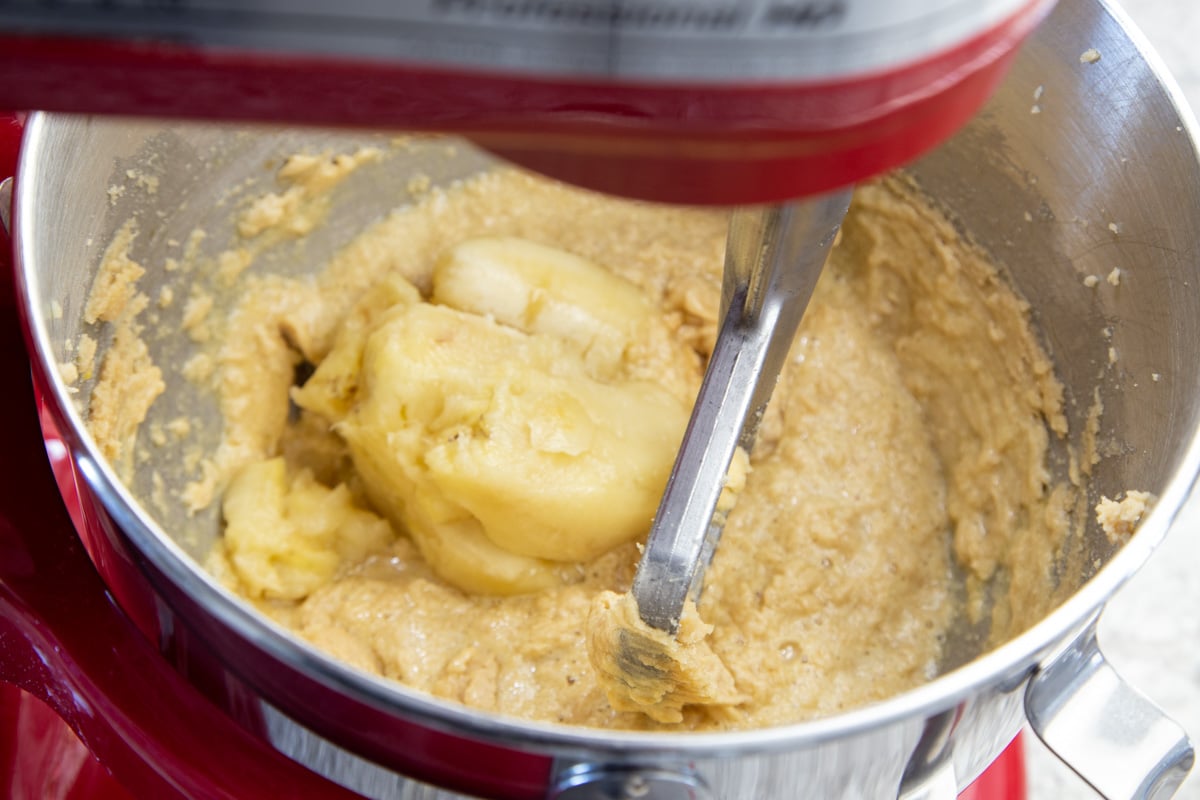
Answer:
8, 0, 1200, 797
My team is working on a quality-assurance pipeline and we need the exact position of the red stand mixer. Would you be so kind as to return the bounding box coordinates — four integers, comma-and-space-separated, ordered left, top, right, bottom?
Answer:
0, 1, 1198, 798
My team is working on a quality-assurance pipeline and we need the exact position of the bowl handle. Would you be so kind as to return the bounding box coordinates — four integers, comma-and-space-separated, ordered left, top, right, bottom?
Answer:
1025, 620, 1195, 799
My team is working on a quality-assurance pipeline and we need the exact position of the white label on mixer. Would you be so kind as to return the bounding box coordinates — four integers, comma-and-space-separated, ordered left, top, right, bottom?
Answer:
0, 0, 1047, 82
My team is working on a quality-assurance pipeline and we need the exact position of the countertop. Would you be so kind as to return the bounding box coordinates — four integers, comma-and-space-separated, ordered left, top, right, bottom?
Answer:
1022, 2, 1200, 797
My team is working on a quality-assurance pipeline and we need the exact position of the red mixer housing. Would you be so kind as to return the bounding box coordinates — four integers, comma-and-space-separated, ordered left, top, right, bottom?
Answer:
0, 0, 1053, 204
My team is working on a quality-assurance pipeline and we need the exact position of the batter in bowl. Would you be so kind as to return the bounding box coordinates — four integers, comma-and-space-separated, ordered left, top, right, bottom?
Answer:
87, 155, 1081, 731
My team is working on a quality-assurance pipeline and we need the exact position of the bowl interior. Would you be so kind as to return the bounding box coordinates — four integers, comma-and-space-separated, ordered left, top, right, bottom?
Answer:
15, 0, 1200, 737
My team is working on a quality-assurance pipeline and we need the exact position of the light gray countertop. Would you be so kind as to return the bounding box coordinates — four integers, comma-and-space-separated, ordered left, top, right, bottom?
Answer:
1022, 2, 1200, 797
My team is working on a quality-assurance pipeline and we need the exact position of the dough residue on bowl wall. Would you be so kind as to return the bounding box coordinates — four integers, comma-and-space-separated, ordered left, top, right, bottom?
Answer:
78, 142, 1139, 732
83, 219, 165, 482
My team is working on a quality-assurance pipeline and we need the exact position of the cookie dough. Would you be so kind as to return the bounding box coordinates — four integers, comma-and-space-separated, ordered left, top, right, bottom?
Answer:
89, 157, 1075, 731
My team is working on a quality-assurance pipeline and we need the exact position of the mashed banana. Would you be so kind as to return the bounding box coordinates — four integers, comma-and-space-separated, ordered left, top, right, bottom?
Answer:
284, 238, 696, 596
90, 159, 1075, 731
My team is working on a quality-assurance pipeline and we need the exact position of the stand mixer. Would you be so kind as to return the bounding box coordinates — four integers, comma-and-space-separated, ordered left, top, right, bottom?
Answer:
3, 1, 1197, 798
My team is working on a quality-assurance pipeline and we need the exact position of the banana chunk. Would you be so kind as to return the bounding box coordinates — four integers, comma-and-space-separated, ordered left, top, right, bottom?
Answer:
345, 303, 689, 564
433, 236, 658, 379
294, 238, 696, 595
222, 457, 394, 600
290, 272, 420, 420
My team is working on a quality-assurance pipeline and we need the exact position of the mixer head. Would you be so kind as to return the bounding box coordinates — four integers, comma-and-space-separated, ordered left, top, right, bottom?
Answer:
0, 0, 1055, 204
